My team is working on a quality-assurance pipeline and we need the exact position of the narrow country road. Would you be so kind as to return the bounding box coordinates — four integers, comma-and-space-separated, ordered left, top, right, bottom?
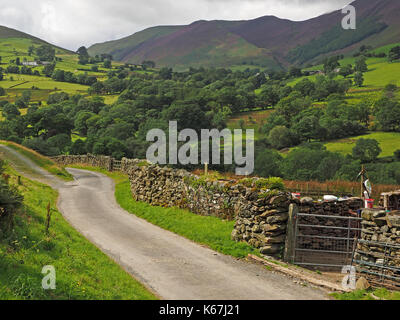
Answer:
1, 145, 328, 300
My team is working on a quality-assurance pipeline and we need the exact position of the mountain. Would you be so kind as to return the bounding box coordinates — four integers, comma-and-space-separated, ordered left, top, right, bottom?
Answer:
88, 0, 400, 70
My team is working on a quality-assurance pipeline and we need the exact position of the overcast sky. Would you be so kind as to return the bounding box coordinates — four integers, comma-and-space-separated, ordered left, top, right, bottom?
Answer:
0, 0, 353, 51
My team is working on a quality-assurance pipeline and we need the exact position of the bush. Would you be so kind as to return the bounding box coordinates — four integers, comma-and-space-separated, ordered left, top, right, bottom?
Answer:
0, 160, 24, 234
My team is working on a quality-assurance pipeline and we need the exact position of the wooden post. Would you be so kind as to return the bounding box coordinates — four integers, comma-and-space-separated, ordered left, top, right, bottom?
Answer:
284, 203, 298, 263
45, 202, 51, 235
360, 165, 365, 199
17, 175, 21, 185
204, 162, 208, 176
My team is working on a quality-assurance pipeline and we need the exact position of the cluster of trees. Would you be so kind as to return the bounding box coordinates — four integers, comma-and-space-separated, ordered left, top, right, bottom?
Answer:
4, 65, 40, 76
52, 69, 97, 86
254, 141, 400, 185
35, 44, 56, 62
262, 94, 368, 149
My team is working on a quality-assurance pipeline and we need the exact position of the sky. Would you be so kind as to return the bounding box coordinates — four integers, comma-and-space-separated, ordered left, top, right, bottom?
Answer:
0, 0, 353, 51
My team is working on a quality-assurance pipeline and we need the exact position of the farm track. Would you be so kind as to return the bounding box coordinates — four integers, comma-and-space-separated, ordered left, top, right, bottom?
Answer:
0, 145, 328, 300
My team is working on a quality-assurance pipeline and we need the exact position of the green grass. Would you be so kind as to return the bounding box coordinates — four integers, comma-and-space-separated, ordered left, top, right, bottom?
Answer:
0, 166, 156, 300
324, 132, 400, 158
0, 141, 73, 181
332, 288, 400, 300
70, 165, 258, 259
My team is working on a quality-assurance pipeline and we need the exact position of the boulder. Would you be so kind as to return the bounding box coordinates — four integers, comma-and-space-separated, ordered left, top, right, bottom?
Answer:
356, 277, 371, 290
260, 244, 281, 255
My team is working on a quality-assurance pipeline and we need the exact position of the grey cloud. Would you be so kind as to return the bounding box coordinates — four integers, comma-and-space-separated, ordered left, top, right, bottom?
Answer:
0, 0, 353, 50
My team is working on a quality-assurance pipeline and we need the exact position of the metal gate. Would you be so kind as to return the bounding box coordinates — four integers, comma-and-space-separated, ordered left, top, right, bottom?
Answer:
112, 160, 121, 171
292, 211, 362, 269
352, 239, 400, 290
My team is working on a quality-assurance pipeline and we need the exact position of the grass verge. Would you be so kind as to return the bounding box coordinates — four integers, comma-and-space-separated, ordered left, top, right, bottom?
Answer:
0, 166, 157, 300
69, 165, 259, 259
0, 141, 73, 181
331, 288, 400, 300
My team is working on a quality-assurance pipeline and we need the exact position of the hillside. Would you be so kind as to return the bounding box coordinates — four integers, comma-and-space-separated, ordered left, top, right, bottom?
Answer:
88, 0, 400, 70
0, 25, 73, 55
0, 25, 48, 43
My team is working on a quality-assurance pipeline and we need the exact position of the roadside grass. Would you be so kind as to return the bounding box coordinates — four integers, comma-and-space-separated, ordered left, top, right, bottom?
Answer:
331, 288, 400, 300
0, 166, 156, 300
0, 141, 73, 181
69, 165, 259, 259
324, 131, 400, 158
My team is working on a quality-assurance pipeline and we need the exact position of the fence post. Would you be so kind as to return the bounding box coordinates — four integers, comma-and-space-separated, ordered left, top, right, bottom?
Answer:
284, 203, 298, 263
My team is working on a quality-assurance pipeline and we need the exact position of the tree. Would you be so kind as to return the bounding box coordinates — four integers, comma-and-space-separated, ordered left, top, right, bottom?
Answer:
103, 59, 112, 69
339, 64, 353, 78
293, 78, 315, 97
159, 67, 173, 80
388, 46, 400, 62
292, 115, 321, 142
268, 126, 296, 150
42, 63, 55, 77
0, 87, 5, 96
289, 67, 302, 78
355, 56, 368, 72
254, 149, 283, 177
354, 72, 364, 87
323, 56, 340, 73
394, 149, 400, 161
77, 46, 89, 65
70, 139, 87, 155
36, 44, 55, 61
352, 138, 381, 163
0, 71, 3, 81
375, 98, 400, 132
28, 45, 34, 56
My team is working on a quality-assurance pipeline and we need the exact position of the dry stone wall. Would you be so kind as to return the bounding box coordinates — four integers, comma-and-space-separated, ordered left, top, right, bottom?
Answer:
52, 154, 114, 171
354, 209, 400, 288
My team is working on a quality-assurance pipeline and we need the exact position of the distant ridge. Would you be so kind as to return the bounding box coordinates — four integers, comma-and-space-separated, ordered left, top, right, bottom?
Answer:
88, 0, 400, 70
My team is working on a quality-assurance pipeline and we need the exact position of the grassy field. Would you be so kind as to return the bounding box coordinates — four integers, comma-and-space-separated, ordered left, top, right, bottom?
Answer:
287, 43, 400, 91
324, 132, 400, 158
70, 165, 258, 259
0, 141, 73, 181
0, 37, 123, 104
0, 166, 156, 300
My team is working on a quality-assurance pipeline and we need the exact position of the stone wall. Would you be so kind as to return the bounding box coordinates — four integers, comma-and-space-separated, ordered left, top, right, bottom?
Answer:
52, 154, 114, 171
354, 208, 400, 288
231, 192, 291, 256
